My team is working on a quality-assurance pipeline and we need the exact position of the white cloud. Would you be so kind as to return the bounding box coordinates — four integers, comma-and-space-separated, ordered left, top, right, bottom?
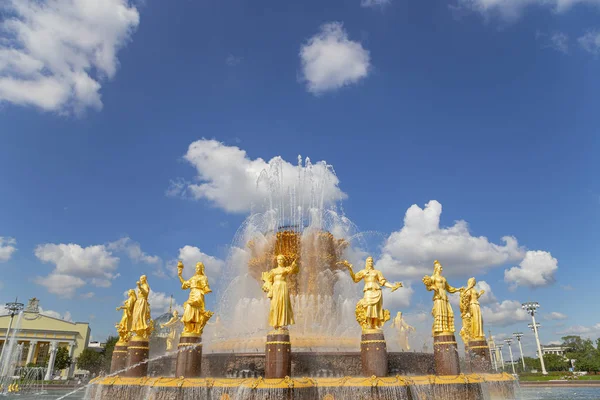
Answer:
376, 200, 525, 280
0, 0, 140, 113
537, 31, 569, 53
34, 242, 119, 298
383, 283, 415, 310
482, 300, 530, 327
544, 312, 568, 320
578, 30, 600, 55
226, 54, 243, 66
455, 0, 600, 21
475, 280, 497, 304
168, 139, 346, 214
40, 307, 73, 321
0, 237, 17, 262
558, 323, 600, 336
361, 0, 391, 7
170, 245, 225, 279
504, 250, 558, 289
299, 22, 370, 94
80, 292, 95, 299
108, 237, 160, 264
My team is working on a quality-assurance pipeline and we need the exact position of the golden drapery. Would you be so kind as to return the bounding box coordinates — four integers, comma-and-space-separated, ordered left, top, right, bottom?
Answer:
355, 270, 387, 326
181, 274, 212, 335
131, 283, 151, 337
263, 263, 298, 329
423, 274, 458, 335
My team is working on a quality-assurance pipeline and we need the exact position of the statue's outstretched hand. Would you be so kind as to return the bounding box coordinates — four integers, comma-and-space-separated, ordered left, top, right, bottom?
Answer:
392, 282, 403, 292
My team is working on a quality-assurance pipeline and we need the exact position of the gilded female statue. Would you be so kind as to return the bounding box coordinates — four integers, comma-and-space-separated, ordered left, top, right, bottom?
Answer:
422, 260, 461, 336
115, 289, 136, 343
178, 261, 214, 335
160, 310, 182, 350
459, 277, 485, 341
338, 257, 402, 332
131, 275, 153, 339
261, 255, 298, 331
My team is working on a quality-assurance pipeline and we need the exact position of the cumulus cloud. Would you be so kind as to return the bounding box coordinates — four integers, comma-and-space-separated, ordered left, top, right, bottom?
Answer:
482, 300, 530, 327
0, 0, 140, 113
361, 0, 391, 7
299, 22, 370, 94
376, 200, 525, 279
544, 312, 568, 320
578, 30, 600, 55
558, 323, 600, 336
169, 245, 225, 279
108, 237, 160, 264
455, 0, 600, 21
504, 250, 558, 289
0, 237, 17, 262
40, 307, 73, 321
168, 139, 346, 214
383, 283, 415, 310
34, 243, 119, 298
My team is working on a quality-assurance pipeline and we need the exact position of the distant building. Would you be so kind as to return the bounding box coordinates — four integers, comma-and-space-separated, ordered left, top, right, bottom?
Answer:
88, 341, 106, 353
539, 344, 568, 357
0, 298, 90, 379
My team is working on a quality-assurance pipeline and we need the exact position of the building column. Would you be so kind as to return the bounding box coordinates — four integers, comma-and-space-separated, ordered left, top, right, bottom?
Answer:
26, 340, 38, 365
44, 342, 58, 381
67, 342, 77, 378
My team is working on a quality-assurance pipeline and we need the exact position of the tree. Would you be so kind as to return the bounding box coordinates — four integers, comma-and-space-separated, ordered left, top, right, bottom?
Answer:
101, 336, 119, 372
543, 354, 569, 372
523, 356, 541, 371
53, 347, 72, 371
77, 349, 104, 375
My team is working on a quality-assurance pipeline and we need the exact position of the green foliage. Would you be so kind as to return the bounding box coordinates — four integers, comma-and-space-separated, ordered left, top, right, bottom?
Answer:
543, 354, 570, 371
561, 335, 600, 372
101, 336, 119, 372
76, 349, 104, 375
54, 347, 72, 370
523, 356, 541, 371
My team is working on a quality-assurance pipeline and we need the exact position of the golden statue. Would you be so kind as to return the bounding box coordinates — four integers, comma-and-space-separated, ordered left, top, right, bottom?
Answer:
115, 289, 136, 343
422, 260, 461, 336
391, 312, 415, 350
338, 256, 402, 332
160, 309, 182, 351
261, 254, 299, 330
459, 277, 485, 343
131, 275, 154, 339
178, 261, 214, 336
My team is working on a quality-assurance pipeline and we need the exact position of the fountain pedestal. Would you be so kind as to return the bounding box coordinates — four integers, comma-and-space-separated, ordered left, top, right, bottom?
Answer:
265, 331, 291, 379
110, 341, 128, 374
360, 331, 388, 377
125, 338, 149, 377
176, 335, 203, 378
468, 338, 492, 372
433, 334, 461, 375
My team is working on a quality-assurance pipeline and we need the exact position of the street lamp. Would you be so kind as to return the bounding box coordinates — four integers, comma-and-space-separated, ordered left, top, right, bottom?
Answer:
0, 298, 24, 374
497, 344, 505, 370
522, 301, 547, 375
504, 339, 516, 374
490, 346, 498, 371
513, 332, 526, 371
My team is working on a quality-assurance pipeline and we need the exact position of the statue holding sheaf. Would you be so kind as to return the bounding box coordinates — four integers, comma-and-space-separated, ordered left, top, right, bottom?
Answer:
338, 256, 402, 332
459, 277, 485, 344
422, 260, 461, 336
116, 289, 136, 343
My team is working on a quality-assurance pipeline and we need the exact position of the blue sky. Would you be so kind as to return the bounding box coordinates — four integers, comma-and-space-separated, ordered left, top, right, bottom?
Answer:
0, 0, 599, 355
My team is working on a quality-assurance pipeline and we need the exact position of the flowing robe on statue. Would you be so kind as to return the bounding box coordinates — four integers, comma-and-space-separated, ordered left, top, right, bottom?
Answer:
354, 269, 387, 326
467, 289, 484, 339
131, 283, 151, 336
424, 275, 457, 335
264, 264, 298, 328
118, 295, 136, 334
181, 274, 211, 334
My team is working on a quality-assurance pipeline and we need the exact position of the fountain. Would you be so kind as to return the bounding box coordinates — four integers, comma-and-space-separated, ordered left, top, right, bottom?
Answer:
86, 156, 517, 399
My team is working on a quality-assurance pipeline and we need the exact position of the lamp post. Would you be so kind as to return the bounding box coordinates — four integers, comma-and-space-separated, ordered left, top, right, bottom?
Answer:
513, 332, 526, 371
490, 346, 498, 371
504, 339, 516, 374
522, 301, 547, 375
497, 344, 505, 370
0, 298, 24, 375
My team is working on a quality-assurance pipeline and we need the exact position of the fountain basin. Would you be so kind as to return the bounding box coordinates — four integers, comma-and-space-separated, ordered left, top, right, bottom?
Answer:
87, 373, 517, 400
